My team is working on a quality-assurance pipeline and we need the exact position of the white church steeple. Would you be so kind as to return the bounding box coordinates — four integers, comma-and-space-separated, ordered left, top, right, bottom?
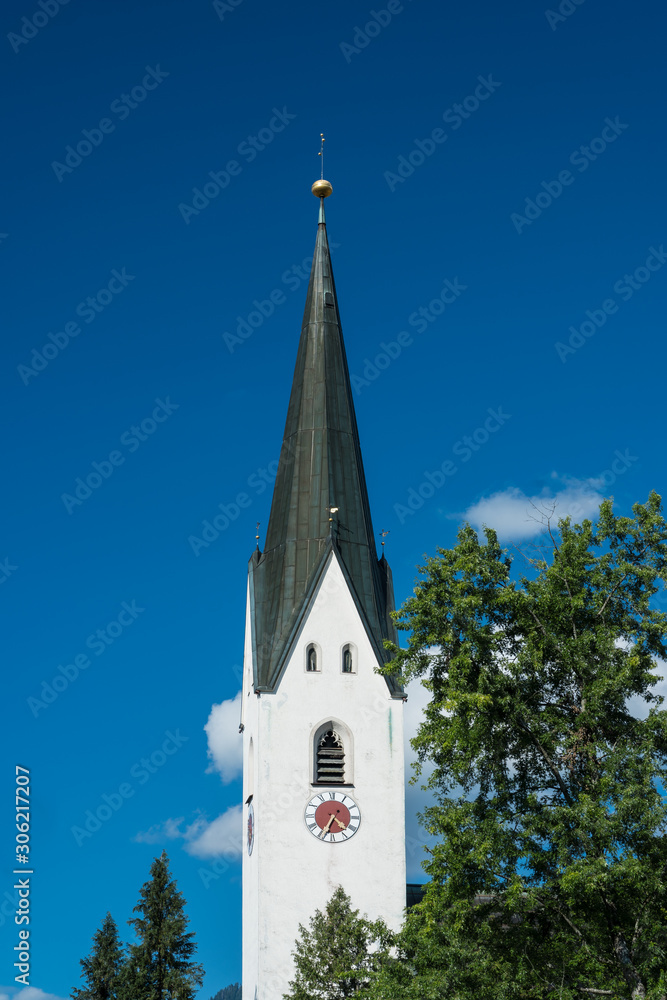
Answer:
241, 181, 406, 1000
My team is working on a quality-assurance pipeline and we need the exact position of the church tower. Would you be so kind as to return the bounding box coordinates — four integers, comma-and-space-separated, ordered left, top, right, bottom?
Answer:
240, 180, 406, 1000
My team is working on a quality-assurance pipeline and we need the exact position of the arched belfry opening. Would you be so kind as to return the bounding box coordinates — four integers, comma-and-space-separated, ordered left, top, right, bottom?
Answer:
312, 719, 354, 785
317, 730, 345, 783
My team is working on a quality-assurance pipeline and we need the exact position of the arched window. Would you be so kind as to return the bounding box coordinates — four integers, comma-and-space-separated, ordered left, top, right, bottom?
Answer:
316, 730, 345, 783
342, 644, 354, 673
312, 719, 354, 786
306, 644, 319, 672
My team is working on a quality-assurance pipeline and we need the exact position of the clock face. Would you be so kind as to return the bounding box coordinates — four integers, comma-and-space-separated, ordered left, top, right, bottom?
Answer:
305, 791, 361, 843
247, 802, 255, 856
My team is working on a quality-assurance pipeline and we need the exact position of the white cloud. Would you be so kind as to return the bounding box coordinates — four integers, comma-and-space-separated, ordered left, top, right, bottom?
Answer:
134, 806, 243, 861
457, 475, 604, 541
403, 677, 431, 763
183, 806, 243, 859
627, 659, 667, 720
204, 692, 243, 784
0, 989, 69, 1000
134, 816, 186, 844
403, 677, 439, 879
133, 693, 244, 860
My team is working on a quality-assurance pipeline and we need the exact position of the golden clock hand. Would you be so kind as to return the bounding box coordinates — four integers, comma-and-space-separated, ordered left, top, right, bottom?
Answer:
320, 813, 336, 837
333, 816, 347, 830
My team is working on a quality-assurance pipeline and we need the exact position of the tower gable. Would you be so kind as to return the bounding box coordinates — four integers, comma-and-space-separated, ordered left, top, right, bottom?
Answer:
250, 543, 402, 696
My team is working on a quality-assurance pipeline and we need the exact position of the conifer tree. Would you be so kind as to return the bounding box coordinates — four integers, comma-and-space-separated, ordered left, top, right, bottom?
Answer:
210, 987, 242, 1000
71, 912, 125, 1000
127, 850, 204, 1000
284, 886, 395, 1000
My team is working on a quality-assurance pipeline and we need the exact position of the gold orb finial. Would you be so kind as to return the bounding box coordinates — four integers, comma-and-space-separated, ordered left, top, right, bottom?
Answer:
312, 178, 333, 198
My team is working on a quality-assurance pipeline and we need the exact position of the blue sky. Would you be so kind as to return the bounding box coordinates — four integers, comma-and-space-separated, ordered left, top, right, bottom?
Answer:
1, 0, 666, 995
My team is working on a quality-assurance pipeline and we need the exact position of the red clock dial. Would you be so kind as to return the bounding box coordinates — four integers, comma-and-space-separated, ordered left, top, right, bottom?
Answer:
314, 800, 351, 833
305, 792, 361, 842
247, 802, 255, 855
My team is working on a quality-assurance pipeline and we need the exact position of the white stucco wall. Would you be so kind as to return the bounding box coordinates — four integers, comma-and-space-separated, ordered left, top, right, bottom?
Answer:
242, 553, 406, 1000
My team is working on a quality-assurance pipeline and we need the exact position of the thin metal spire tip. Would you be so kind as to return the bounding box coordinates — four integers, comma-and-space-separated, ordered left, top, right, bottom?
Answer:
318, 133, 325, 179
312, 133, 333, 205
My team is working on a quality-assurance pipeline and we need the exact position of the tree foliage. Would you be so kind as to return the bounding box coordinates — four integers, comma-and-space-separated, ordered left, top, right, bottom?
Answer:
210, 986, 242, 1000
72, 852, 204, 1000
284, 886, 396, 1000
71, 912, 125, 1000
381, 494, 667, 999
128, 851, 205, 1000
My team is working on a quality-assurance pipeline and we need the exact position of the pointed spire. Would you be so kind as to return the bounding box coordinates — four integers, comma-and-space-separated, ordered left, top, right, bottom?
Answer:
248, 188, 401, 695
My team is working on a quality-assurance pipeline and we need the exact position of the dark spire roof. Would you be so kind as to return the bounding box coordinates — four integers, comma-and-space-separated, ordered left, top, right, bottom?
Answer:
248, 198, 402, 695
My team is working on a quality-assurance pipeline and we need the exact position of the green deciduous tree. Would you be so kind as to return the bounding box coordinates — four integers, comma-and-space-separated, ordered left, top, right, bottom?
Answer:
71, 912, 125, 1000
284, 886, 396, 1000
382, 494, 667, 999
127, 850, 204, 1000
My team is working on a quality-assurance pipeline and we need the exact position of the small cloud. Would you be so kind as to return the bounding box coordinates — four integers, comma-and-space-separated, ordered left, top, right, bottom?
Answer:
0, 989, 69, 1000
204, 692, 243, 784
134, 817, 186, 844
135, 806, 243, 861
403, 677, 431, 763
403, 676, 439, 878
456, 476, 604, 541
627, 659, 667, 720
184, 806, 243, 859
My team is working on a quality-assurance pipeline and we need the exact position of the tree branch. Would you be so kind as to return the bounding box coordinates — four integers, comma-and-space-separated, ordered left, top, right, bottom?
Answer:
516, 716, 574, 807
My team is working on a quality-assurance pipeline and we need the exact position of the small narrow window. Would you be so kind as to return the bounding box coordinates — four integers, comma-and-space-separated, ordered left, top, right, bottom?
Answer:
324, 291, 334, 307
306, 644, 319, 672
317, 730, 345, 783
341, 642, 357, 674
